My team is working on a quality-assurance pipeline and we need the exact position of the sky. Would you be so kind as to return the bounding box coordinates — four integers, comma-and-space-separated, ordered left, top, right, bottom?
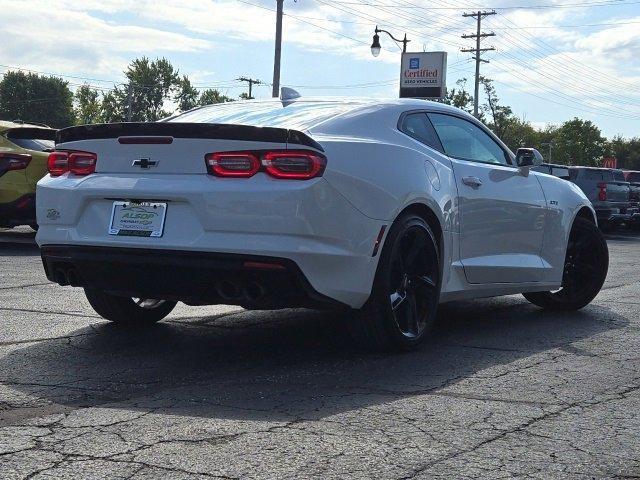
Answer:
1, 0, 639, 138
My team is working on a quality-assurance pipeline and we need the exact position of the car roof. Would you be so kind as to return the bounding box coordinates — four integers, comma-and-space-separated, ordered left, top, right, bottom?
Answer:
169, 97, 477, 132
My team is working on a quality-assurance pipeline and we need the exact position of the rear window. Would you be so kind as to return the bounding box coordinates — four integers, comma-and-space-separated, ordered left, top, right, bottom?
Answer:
167, 101, 362, 130
613, 170, 626, 181
552, 167, 569, 179
582, 169, 604, 181
627, 172, 640, 182
6, 128, 55, 152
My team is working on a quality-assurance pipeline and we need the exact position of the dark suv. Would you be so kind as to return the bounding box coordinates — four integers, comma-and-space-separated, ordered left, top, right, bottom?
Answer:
569, 167, 638, 231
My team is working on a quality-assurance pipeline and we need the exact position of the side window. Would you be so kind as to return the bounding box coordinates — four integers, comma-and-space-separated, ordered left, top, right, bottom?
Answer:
399, 113, 443, 153
584, 169, 603, 181
428, 113, 510, 165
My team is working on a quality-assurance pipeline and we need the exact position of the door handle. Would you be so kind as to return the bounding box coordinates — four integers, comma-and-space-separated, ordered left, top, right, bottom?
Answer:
462, 176, 483, 187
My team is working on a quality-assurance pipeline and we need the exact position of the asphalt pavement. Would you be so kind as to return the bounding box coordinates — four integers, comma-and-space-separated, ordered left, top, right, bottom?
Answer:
0, 227, 639, 479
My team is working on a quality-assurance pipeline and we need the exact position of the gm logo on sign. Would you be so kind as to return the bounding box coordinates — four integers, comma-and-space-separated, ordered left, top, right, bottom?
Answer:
409, 58, 420, 69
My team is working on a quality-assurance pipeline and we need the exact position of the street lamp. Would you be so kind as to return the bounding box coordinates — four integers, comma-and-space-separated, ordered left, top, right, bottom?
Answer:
371, 26, 410, 56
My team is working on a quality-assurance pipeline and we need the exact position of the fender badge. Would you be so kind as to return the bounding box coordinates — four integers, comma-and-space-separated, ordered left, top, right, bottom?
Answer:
46, 209, 60, 220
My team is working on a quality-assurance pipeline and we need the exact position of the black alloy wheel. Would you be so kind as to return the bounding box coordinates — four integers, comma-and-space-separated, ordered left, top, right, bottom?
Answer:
388, 224, 439, 339
523, 217, 608, 311
349, 213, 441, 351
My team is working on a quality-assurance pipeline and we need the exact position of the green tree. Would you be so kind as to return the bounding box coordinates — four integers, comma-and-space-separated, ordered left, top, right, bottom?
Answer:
198, 89, 234, 106
554, 118, 605, 166
443, 78, 474, 114
125, 57, 179, 121
100, 90, 122, 123
480, 77, 513, 140
498, 116, 542, 153
0, 71, 74, 127
74, 84, 102, 124
175, 75, 199, 112
101, 57, 181, 122
606, 135, 640, 170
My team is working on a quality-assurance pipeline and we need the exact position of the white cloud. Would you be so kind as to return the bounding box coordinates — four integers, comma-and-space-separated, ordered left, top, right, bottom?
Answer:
0, 0, 212, 81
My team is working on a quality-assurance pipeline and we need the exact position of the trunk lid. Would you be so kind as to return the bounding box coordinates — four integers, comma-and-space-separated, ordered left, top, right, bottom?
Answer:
56, 122, 322, 175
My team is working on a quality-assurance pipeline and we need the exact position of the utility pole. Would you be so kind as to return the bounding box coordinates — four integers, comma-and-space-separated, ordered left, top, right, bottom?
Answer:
461, 10, 496, 118
272, 0, 284, 98
237, 77, 262, 99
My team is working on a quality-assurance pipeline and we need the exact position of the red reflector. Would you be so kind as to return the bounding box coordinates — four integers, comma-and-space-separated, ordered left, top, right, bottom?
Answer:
242, 261, 286, 270
68, 151, 97, 175
47, 151, 69, 176
263, 150, 326, 179
0, 152, 31, 171
205, 152, 260, 177
16, 196, 32, 209
118, 136, 173, 144
372, 225, 387, 257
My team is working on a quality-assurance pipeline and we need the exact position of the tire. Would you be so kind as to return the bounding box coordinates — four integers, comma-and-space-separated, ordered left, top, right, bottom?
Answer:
523, 217, 608, 311
598, 220, 613, 233
348, 213, 441, 352
84, 289, 177, 325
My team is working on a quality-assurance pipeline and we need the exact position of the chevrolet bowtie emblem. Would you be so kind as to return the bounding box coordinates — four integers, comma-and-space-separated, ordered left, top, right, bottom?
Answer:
132, 158, 158, 169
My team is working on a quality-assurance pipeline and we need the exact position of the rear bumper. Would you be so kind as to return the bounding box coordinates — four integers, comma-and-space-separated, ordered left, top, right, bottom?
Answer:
41, 245, 349, 310
36, 174, 384, 308
0, 194, 36, 226
595, 205, 639, 223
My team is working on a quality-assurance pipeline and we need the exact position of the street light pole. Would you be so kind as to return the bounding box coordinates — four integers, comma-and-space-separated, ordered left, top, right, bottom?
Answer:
371, 26, 410, 57
272, 0, 284, 98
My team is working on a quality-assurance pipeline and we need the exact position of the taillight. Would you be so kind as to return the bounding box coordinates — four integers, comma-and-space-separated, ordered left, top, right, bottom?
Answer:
47, 152, 68, 177
263, 151, 326, 179
48, 151, 97, 176
597, 182, 607, 201
68, 152, 97, 175
204, 150, 326, 180
205, 152, 260, 177
0, 152, 31, 171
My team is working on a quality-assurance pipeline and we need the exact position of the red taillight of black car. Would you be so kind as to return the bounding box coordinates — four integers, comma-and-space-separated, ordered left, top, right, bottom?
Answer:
205, 150, 326, 180
48, 151, 97, 177
597, 182, 607, 201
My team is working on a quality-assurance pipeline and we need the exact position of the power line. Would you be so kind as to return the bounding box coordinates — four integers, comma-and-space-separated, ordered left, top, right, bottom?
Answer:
485, 19, 640, 104
330, 0, 639, 10
487, 13, 640, 92
237, 76, 263, 99
312, 0, 463, 48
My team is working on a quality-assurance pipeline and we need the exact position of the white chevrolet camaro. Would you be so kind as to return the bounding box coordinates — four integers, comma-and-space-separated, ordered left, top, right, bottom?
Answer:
36, 96, 609, 351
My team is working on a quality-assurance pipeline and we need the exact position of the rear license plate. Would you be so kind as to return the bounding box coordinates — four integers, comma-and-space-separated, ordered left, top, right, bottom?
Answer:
109, 201, 167, 237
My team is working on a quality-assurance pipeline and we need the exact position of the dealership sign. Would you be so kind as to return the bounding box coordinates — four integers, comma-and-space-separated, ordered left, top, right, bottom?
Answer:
400, 52, 447, 99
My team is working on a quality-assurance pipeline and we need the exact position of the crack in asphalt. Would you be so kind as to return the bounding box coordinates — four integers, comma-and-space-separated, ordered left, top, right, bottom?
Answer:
394, 382, 640, 479
0, 307, 101, 320
0, 282, 51, 291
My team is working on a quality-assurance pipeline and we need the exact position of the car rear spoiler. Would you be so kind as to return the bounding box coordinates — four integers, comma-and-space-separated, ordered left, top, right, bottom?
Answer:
56, 122, 324, 151
6, 127, 56, 141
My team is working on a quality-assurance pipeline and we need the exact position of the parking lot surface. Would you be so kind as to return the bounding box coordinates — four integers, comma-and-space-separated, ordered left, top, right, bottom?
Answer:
0, 228, 639, 479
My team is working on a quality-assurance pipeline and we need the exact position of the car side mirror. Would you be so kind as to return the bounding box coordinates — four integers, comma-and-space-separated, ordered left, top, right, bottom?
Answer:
515, 148, 544, 176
